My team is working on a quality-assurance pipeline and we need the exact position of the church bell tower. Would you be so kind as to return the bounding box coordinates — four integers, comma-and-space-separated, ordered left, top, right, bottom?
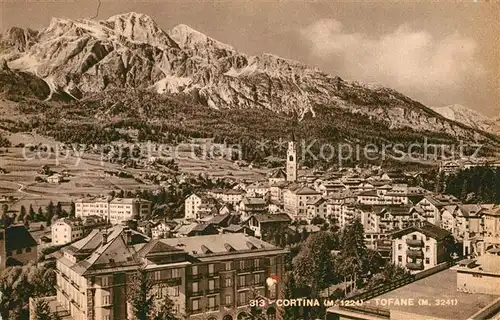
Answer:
286, 133, 297, 182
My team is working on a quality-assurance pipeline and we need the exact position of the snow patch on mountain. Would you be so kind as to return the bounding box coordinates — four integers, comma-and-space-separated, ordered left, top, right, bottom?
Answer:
431, 104, 494, 132
152, 75, 191, 94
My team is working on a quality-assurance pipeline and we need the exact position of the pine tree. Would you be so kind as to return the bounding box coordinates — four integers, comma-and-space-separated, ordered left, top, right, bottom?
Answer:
37, 207, 44, 222
29, 204, 36, 221
32, 299, 52, 320
55, 202, 63, 217
282, 272, 300, 320
293, 231, 335, 296
18, 205, 27, 221
128, 268, 155, 320
460, 179, 468, 202
153, 289, 183, 320
69, 201, 76, 218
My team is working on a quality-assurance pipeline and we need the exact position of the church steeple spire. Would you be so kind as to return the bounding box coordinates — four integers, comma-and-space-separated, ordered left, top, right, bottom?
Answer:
286, 134, 297, 182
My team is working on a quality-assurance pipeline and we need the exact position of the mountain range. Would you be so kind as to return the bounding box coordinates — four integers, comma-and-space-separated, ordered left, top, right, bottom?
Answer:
0, 12, 498, 148
431, 104, 499, 134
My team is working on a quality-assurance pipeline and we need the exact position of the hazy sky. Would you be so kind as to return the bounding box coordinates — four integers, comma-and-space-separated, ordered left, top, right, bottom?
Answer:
1, 1, 498, 117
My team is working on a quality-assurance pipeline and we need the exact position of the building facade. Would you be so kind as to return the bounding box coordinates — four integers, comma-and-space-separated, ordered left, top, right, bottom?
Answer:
75, 197, 152, 224
49, 226, 287, 320
392, 222, 453, 273
0, 225, 37, 270
52, 218, 85, 246
283, 186, 321, 218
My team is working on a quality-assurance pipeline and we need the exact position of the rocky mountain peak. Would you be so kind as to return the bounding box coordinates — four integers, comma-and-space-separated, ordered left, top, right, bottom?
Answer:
168, 24, 235, 52
431, 104, 495, 132
0, 12, 497, 142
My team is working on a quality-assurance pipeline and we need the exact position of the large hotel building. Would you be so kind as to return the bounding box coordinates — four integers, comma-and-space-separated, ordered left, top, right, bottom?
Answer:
48, 226, 287, 320
75, 197, 152, 224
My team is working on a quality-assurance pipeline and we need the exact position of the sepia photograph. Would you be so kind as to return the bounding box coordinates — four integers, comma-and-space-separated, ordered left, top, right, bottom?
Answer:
0, 0, 499, 319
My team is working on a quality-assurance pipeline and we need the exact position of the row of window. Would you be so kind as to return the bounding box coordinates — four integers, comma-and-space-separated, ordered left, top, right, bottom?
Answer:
191, 273, 264, 292
397, 256, 431, 264
6, 247, 32, 256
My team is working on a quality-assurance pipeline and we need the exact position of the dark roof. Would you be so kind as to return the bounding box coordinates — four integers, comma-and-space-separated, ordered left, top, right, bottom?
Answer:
224, 224, 245, 232
270, 168, 287, 179
138, 239, 184, 259
248, 213, 291, 223
4, 225, 37, 251
207, 213, 232, 225
391, 222, 451, 241
358, 190, 378, 197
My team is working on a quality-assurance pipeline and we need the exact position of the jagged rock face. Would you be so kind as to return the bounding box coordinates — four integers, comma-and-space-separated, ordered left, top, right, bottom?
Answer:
0, 12, 495, 141
431, 105, 498, 134
0, 27, 39, 52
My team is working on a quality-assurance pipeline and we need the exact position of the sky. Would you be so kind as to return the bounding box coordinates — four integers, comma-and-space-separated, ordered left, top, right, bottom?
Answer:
1, 0, 498, 118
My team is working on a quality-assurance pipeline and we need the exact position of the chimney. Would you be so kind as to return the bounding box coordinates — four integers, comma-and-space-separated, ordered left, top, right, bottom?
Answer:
124, 229, 132, 245
102, 232, 108, 246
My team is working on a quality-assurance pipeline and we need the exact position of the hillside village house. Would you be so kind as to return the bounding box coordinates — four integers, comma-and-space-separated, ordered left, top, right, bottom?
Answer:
184, 194, 220, 220
392, 222, 453, 273
47, 173, 63, 184
75, 197, 152, 224
314, 181, 346, 197
38, 225, 287, 320
0, 224, 37, 269
239, 197, 268, 218
246, 182, 270, 198
283, 186, 321, 219
207, 189, 244, 206
415, 194, 460, 225
440, 204, 484, 240
482, 205, 500, 237
306, 197, 327, 219
244, 213, 292, 239
360, 204, 422, 234
52, 218, 85, 246
269, 183, 287, 203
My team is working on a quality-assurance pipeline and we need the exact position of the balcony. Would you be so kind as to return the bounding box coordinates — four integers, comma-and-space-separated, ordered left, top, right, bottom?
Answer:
164, 277, 182, 286
406, 239, 424, 247
237, 267, 253, 274
188, 290, 204, 297
187, 308, 203, 315
406, 249, 424, 258
406, 261, 424, 270
206, 288, 220, 295
206, 305, 220, 312
237, 283, 249, 289
206, 272, 219, 278
187, 273, 203, 280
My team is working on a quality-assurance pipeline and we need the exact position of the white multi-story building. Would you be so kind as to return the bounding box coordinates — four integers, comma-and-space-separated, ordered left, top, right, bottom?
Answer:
283, 185, 321, 219
415, 194, 460, 225
207, 189, 244, 206
51, 218, 85, 246
392, 222, 453, 273
185, 193, 203, 220
75, 197, 151, 224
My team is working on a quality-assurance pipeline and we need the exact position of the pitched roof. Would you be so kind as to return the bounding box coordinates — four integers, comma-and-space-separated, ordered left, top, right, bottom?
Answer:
160, 233, 277, 257
483, 205, 500, 216
224, 224, 245, 232
457, 204, 484, 217
248, 213, 291, 223
293, 186, 320, 195
306, 197, 326, 205
391, 222, 452, 241
242, 197, 267, 205
4, 225, 37, 251
270, 168, 287, 179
